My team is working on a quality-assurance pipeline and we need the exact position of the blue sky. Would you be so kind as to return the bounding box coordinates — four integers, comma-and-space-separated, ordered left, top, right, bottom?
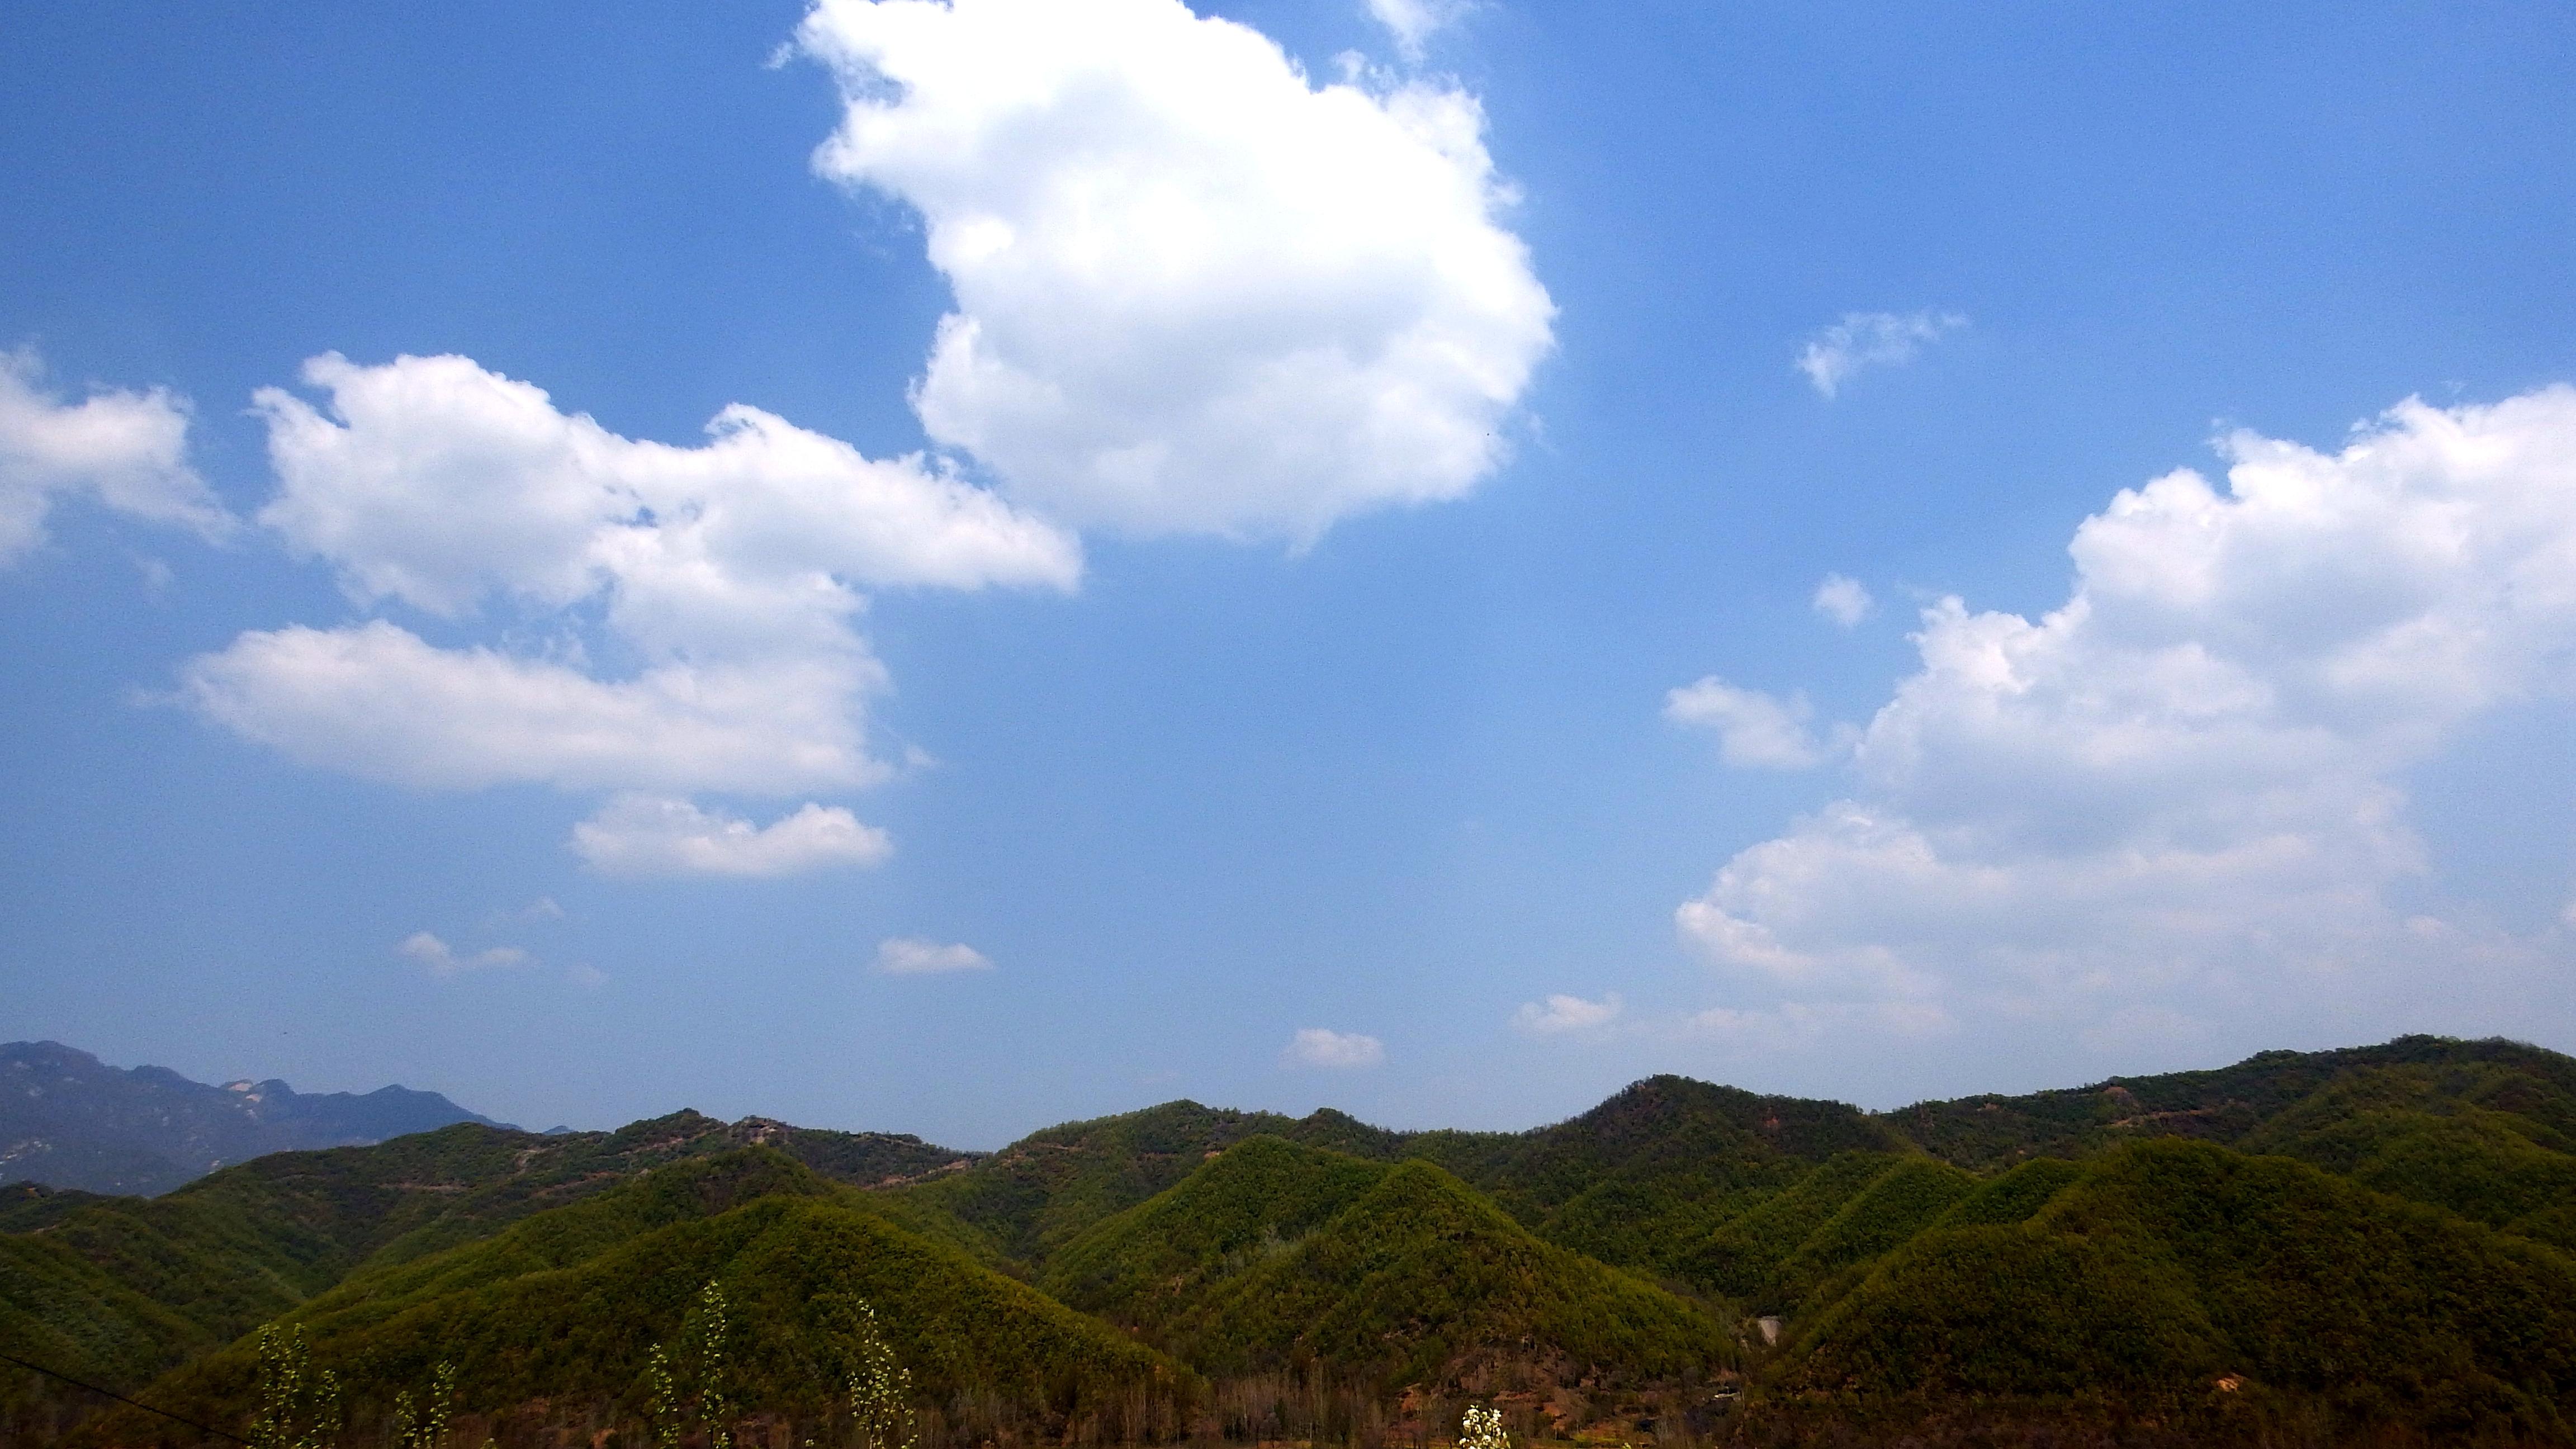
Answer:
4, 0, 2573, 1148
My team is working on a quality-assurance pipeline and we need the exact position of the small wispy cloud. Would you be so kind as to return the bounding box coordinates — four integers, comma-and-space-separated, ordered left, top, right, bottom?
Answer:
1796, 310, 1966, 398
1665, 678, 1846, 769
1512, 992, 1622, 1035
1283, 1027, 1386, 1069
570, 795, 891, 878
1365, 0, 1472, 63
487, 896, 566, 927
398, 931, 532, 978
1812, 574, 1873, 628
875, 937, 994, 976
0, 347, 233, 567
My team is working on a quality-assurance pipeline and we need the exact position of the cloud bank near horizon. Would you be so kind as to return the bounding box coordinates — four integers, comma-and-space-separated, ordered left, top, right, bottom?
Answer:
1671, 386, 2576, 1062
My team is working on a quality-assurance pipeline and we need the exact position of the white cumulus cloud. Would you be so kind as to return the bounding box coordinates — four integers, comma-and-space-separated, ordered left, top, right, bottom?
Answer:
874, 937, 995, 974
1674, 386, 2576, 1067
182, 621, 881, 794
253, 352, 1077, 643
1812, 573, 1873, 628
182, 354, 1076, 853
1666, 678, 1843, 770
1283, 1026, 1386, 1068
1512, 992, 1622, 1035
797, 0, 1554, 541
571, 793, 892, 877
0, 348, 230, 565
398, 932, 534, 977
1796, 310, 1964, 399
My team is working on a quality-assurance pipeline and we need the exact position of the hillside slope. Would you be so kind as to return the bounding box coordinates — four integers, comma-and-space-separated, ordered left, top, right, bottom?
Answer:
0, 1107, 979, 1437
78, 1149, 1182, 1447
1890, 1035, 2576, 1172
1777, 1138, 2576, 1440
897, 1074, 1901, 1282
1048, 1139, 1731, 1391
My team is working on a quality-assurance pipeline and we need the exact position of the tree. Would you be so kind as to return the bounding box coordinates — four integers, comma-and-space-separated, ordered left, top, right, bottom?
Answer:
389, 1361, 457, 1449
837, 1297, 917, 1449
247, 1327, 340, 1449
646, 1282, 738, 1449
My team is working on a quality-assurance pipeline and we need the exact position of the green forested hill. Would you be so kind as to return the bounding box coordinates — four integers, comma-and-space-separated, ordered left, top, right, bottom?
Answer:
1408, 1076, 1905, 1284
893, 1074, 1902, 1285
1888, 1034, 2576, 1170
1037, 1136, 1388, 1329
75, 1150, 1180, 1448
886, 1100, 1382, 1270
1779, 1138, 2576, 1439
7, 1034, 2576, 1447
1169, 1158, 1729, 1389
1, 1110, 979, 1398
2235, 1059, 2576, 1250
1043, 1141, 1729, 1390
1, 1108, 982, 1441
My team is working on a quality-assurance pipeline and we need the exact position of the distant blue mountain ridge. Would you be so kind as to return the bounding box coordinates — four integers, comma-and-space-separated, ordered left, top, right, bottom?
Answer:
0, 1039, 506, 1196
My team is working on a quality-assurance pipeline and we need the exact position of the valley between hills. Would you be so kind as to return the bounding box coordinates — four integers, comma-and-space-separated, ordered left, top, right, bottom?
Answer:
7, 1034, 2576, 1448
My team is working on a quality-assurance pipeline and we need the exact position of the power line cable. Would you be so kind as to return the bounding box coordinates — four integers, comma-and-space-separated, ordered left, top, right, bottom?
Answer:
0, 1347, 250, 1445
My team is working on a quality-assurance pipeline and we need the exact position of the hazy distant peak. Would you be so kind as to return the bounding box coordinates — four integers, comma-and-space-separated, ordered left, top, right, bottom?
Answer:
0, 1039, 503, 1196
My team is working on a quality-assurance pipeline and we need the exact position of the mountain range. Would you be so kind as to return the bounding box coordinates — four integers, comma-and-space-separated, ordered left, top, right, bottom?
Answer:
0, 1041, 510, 1197
4, 1033, 2573, 1448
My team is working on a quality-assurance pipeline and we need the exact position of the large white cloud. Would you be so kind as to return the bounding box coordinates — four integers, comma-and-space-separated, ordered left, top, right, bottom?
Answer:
255, 352, 1078, 650
797, 0, 1554, 541
1677, 387, 2576, 1060
186, 354, 1077, 873
0, 348, 230, 565
182, 621, 881, 794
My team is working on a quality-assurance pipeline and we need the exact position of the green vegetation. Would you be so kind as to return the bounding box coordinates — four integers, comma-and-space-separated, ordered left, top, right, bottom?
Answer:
1688, 1151, 1903, 1302
1764, 1157, 1974, 1309
1039, 1136, 1385, 1327
1783, 1139, 2576, 1440
643, 1281, 738, 1449
1441, 1077, 1902, 1282
842, 1294, 921, 1449
8, 1033, 2576, 1447
891, 1075, 1901, 1286
1930, 1154, 2084, 1229
2237, 1062, 2576, 1248
75, 1150, 1180, 1447
892, 1102, 1383, 1270
386, 1360, 454, 1449
245, 1327, 338, 1449
0, 1227, 219, 1403
1045, 1138, 1730, 1390
1892, 1034, 2576, 1171
1164, 1158, 1730, 1389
